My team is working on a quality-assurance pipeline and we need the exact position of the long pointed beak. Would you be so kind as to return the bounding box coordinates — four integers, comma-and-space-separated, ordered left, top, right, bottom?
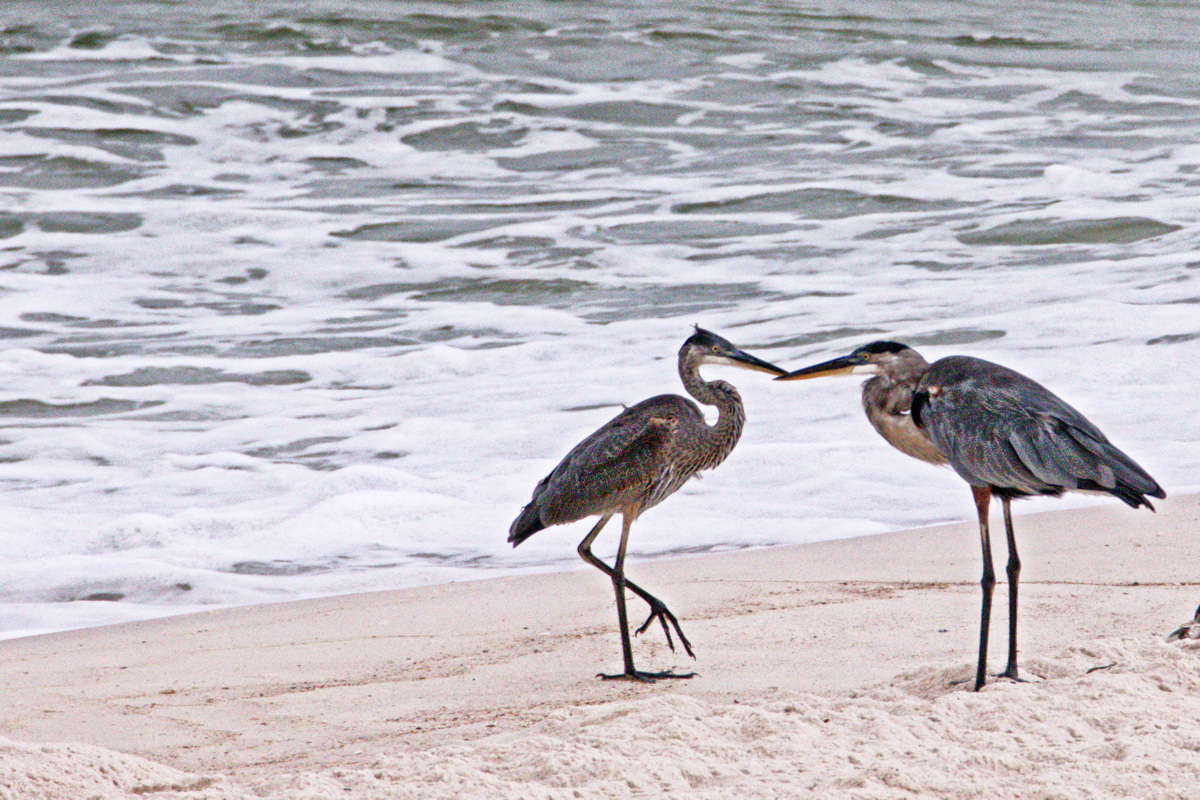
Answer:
727, 348, 788, 377
774, 354, 858, 381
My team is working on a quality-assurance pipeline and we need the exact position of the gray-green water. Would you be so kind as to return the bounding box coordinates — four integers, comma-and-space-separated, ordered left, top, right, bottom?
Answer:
0, 0, 1197, 637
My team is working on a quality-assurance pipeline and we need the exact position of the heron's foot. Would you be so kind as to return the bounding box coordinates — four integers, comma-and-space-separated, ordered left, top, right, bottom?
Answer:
633, 599, 695, 659
999, 666, 1026, 683
950, 668, 1024, 690
597, 669, 697, 683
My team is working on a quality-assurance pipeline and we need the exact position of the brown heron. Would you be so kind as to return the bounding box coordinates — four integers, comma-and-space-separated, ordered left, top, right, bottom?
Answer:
509, 327, 785, 681
777, 341, 1164, 690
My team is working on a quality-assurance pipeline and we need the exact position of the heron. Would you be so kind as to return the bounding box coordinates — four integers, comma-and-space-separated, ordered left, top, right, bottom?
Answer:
509, 327, 785, 681
776, 341, 1164, 691
1166, 604, 1200, 642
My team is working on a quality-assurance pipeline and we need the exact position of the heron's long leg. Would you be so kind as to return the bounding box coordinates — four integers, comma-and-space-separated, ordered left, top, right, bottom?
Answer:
577, 517, 695, 659
580, 514, 695, 682
577, 513, 614, 566
972, 485, 995, 692
1000, 496, 1021, 681
609, 514, 639, 678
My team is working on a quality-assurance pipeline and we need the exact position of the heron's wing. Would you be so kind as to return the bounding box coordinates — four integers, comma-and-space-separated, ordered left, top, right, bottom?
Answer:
516, 395, 698, 534
919, 357, 1163, 506
1039, 417, 1165, 505
918, 394, 1045, 493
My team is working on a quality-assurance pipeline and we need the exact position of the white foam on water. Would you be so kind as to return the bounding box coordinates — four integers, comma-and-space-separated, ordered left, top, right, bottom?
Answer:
17, 35, 169, 63
0, 2, 1197, 638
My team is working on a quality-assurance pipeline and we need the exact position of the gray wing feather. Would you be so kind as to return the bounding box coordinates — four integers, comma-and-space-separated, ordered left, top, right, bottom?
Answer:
1060, 421, 1162, 497
918, 356, 1163, 504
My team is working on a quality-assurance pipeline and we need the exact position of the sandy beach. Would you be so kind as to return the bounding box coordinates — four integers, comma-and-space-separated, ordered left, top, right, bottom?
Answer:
2, 493, 1200, 799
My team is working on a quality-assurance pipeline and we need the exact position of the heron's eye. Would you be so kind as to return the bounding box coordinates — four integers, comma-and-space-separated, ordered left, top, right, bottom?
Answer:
711, 345, 720, 353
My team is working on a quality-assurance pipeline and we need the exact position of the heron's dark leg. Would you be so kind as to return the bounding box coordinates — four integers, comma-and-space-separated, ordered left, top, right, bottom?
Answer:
972, 485, 995, 692
1000, 496, 1021, 681
609, 515, 639, 678
577, 517, 695, 659
583, 514, 694, 682
577, 513, 614, 567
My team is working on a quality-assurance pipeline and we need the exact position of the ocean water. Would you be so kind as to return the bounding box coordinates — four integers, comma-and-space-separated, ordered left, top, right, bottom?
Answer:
0, 0, 1197, 639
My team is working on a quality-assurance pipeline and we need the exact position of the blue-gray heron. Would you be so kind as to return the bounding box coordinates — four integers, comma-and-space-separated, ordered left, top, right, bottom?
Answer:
509, 327, 785, 681
777, 341, 1164, 691
1167, 604, 1200, 642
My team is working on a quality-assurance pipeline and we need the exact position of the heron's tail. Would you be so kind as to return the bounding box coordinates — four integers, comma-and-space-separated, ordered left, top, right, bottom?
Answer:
1090, 476, 1166, 511
1099, 482, 1161, 513
508, 502, 545, 547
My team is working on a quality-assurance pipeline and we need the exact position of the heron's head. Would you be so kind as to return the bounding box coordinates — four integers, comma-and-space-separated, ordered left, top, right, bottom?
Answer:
682, 326, 786, 376
774, 340, 921, 382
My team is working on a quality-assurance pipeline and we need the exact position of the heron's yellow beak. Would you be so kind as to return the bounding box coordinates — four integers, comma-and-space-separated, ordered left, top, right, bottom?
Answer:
774, 354, 859, 381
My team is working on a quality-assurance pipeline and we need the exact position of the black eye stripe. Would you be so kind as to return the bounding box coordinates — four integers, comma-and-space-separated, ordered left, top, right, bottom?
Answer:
859, 340, 908, 355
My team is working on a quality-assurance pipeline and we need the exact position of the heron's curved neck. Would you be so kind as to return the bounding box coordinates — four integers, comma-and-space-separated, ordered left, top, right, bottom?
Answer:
679, 353, 745, 469
861, 349, 947, 466
863, 349, 932, 404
